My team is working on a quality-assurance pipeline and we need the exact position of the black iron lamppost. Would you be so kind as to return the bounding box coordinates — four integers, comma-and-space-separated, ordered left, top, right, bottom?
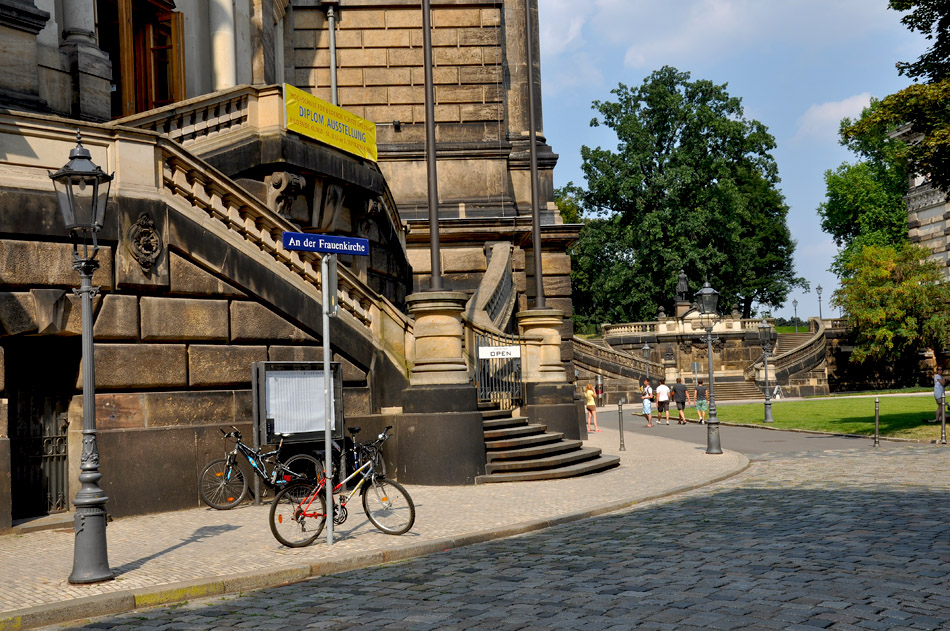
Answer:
792, 299, 798, 333
758, 318, 775, 424
816, 284, 823, 321
49, 131, 114, 584
695, 281, 722, 455
641, 342, 651, 385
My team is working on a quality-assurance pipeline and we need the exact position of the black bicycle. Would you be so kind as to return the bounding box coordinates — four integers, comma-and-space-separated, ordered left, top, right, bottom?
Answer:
269, 426, 415, 547
198, 426, 322, 510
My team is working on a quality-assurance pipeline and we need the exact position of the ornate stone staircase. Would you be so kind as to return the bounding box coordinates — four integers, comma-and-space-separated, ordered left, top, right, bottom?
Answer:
475, 404, 620, 483
776, 332, 813, 354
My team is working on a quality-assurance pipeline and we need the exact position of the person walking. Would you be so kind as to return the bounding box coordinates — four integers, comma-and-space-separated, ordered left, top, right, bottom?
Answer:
641, 378, 654, 427
671, 377, 689, 424
584, 383, 601, 432
934, 367, 948, 423
693, 379, 708, 423
656, 378, 671, 425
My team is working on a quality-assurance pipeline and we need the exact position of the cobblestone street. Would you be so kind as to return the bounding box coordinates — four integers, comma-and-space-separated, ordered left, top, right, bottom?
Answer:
53, 445, 950, 631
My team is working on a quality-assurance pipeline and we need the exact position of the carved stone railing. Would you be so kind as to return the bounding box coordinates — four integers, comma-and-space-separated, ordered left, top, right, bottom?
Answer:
604, 316, 770, 339
464, 242, 516, 332
747, 318, 827, 384
112, 85, 268, 147
573, 335, 660, 380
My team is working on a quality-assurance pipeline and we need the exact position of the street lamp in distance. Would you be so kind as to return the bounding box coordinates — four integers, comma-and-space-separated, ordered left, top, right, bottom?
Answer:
694, 281, 722, 455
641, 342, 651, 385
792, 299, 798, 333
758, 318, 775, 424
816, 284, 823, 321
49, 131, 114, 585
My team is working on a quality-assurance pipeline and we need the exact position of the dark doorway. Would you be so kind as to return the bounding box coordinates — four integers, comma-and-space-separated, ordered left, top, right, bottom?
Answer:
5, 336, 81, 520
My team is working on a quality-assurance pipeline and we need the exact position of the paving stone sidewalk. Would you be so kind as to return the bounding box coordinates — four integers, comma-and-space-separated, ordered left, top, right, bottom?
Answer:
0, 427, 746, 630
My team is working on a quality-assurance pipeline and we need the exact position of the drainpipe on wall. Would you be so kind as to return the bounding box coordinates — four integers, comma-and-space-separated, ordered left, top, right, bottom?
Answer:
327, 2, 338, 105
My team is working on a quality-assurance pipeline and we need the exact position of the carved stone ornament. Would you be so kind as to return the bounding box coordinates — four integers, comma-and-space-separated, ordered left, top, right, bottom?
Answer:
126, 212, 164, 273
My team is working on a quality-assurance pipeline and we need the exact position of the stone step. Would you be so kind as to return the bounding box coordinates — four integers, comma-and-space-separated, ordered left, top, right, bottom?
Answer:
483, 423, 547, 441
486, 439, 584, 463
482, 416, 531, 429
475, 454, 621, 483
484, 431, 565, 451
485, 446, 605, 474
480, 408, 514, 421
712, 381, 763, 401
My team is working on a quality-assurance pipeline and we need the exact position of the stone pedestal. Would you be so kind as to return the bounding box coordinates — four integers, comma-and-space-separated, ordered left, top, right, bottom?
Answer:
397, 291, 484, 485
517, 309, 582, 438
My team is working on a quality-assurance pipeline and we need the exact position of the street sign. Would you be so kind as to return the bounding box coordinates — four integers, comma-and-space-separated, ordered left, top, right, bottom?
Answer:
478, 345, 521, 359
282, 231, 369, 256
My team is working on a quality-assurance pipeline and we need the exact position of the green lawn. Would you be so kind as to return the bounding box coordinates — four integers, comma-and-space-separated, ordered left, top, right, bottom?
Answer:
774, 325, 808, 334
711, 395, 945, 441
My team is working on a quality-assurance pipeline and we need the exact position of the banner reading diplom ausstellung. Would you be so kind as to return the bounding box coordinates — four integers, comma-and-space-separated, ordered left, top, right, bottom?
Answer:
284, 83, 377, 162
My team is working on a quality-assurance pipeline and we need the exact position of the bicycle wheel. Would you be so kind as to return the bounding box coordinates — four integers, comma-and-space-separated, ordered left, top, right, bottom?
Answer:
199, 458, 247, 510
362, 477, 415, 535
283, 453, 323, 482
269, 482, 326, 547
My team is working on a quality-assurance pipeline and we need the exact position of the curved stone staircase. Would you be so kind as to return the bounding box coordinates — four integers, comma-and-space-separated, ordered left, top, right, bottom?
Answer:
475, 404, 620, 483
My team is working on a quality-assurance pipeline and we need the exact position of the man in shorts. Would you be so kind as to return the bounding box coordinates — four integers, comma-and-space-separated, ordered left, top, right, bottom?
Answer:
693, 379, 708, 423
656, 378, 671, 425
671, 377, 690, 424
641, 378, 654, 427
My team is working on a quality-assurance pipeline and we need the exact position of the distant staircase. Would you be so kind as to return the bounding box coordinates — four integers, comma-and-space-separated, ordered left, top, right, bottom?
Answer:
475, 404, 620, 483
711, 380, 764, 402
776, 332, 813, 354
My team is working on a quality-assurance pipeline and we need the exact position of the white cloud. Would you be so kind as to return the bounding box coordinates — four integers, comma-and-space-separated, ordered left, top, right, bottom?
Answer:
539, 0, 588, 57
794, 93, 871, 143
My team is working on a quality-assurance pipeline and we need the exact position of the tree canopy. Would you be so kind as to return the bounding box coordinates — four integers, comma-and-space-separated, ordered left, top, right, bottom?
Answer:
818, 100, 910, 277
571, 66, 803, 326
833, 243, 950, 363
844, 0, 950, 195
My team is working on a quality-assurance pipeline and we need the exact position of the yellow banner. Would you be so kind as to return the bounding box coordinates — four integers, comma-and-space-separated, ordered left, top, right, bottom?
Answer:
284, 84, 377, 162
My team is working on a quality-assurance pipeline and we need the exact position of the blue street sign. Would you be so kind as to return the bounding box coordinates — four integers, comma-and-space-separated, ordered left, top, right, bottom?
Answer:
282, 231, 369, 256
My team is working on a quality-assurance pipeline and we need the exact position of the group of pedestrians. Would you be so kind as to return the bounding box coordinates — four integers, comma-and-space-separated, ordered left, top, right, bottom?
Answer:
641, 377, 708, 428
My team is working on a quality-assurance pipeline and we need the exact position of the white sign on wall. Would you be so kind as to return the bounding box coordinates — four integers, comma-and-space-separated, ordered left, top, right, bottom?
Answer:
478, 345, 521, 359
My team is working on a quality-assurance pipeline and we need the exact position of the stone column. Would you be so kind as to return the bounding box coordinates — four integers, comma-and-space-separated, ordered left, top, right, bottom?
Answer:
210, 0, 238, 90
395, 291, 485, 485
58, 0, 110, 120
517, 308, 583, 439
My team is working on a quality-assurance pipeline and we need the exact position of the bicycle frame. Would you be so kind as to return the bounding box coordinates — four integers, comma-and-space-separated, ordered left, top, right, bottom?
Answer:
297, 455, 375, 518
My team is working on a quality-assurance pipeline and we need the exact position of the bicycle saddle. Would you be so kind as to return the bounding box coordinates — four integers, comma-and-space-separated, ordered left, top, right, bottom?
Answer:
348, 427, 361, 435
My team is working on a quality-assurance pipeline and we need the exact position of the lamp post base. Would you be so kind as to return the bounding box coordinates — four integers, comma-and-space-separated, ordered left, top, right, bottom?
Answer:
68, 505, 113, 584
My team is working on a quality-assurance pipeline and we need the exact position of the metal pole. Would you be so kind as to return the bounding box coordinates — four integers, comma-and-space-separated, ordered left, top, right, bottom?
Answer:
69, 257, 112, 584
327, 5, 338, 106
421, 0, 442, 290
763, 348, 774, 423
524, 0, 544, 308
705, 325, 722, 454
322, 254, 334, 546
941, 395, 947, 446
618, 400, 625, 452
873, 398, 880, 447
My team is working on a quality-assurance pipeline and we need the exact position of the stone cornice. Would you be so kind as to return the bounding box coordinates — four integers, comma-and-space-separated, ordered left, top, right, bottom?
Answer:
0, 0, 49, 35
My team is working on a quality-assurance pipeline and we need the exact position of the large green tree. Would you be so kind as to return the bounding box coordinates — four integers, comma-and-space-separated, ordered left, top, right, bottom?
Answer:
844, 0, 950, 195
574, 66, 802, 324
833, 243, 950, 363
818, 100, 910, 276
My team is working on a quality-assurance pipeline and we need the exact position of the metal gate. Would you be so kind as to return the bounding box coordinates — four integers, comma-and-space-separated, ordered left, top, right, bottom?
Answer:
474, 331, 523, 410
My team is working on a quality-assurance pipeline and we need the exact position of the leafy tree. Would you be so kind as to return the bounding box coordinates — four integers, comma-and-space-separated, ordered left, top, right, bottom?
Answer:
833, 243, 950, 363
554, 182, 584, 224
576, 66, 803, 322
569, 216, 639, 334
844, 1, 950, 195
818, 101, 910, 276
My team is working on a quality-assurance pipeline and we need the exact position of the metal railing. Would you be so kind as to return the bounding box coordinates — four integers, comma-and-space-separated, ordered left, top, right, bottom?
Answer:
471, 328, 524, 410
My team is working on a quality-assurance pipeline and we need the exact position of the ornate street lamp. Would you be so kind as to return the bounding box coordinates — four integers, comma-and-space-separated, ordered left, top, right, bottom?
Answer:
641, 342, 651, 385
758, 318, 775, 424
695, 281, 722, 454
49, 131, 114, 584
816, 284, 823, 321
792, 299, 798, 333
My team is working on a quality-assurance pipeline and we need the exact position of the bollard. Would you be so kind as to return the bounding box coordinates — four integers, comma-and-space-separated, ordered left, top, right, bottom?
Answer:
941, 395, 947, 446
873, 398, 880, 448
618, 398, 626, 452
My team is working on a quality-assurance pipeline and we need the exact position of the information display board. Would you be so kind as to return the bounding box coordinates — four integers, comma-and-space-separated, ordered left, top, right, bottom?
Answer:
252, 361, 343, 446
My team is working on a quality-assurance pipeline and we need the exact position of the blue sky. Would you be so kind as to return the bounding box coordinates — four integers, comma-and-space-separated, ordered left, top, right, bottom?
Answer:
537, 0, 927, 321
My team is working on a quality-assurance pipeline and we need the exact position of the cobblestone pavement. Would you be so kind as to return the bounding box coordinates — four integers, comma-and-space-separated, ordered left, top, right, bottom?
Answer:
0, 428, 745, 628
41, 444, 950, 631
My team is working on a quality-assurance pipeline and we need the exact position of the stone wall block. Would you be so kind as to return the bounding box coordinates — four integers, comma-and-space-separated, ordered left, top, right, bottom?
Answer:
63, 293, 102, 335
93, 294, 140, 339
458, 27, 499, 46
293, 8, 327, 29
432, 8, 481, 27
409, 66, 459, 85
385, 9, 421, 28
441, 247, 486, 273
169, 253, 245, 297
189, 344, 267, 386
87, 344, 187, 389
231, 301, 315, 343
96, 393, 147, 430
0, 293, 35, 336
338, 48, 387, 68
0, 240, 113, 289
339, 9, 385, 28
140, 297, 229, 341
268, 345, 322, 362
